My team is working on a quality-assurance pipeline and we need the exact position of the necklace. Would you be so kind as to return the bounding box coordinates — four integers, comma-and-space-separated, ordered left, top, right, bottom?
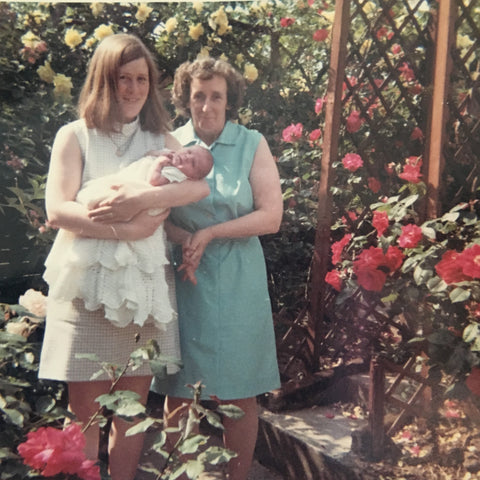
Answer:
110, 120, 139, 157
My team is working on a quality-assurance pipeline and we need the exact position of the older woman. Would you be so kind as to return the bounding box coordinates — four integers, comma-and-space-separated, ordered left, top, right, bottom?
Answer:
151, 58, 283, 480
39, 34, 209, 480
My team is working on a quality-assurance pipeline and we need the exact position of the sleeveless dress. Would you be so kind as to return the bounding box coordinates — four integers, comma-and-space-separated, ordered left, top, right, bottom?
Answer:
151, 121, 280, 400
39, 118, 181, 382
44, 159, 185, 330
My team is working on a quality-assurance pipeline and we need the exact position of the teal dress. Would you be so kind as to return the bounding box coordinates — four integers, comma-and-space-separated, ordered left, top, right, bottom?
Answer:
152, 120, 280, 400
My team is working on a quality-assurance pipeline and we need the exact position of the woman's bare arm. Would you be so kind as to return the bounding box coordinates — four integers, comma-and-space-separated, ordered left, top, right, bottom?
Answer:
45, 126, 166, 240
88, 132, 210, 222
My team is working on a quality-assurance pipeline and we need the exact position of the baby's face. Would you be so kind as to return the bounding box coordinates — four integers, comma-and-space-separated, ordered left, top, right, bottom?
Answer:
171, 146, 213, 179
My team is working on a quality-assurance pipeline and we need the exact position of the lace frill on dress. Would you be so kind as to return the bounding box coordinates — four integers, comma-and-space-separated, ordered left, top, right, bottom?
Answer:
44, 228, 177, 330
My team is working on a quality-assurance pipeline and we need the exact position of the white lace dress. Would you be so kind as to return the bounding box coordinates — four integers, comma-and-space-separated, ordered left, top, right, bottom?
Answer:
39, 119, 181, 381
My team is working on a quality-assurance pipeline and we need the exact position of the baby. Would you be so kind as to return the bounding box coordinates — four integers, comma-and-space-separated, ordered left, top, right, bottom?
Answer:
44, 146, 213, 336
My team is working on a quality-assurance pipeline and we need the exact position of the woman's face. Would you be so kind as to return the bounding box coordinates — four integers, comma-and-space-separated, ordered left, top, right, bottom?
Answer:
116, 57, 150, 123
188, 75, 228, 145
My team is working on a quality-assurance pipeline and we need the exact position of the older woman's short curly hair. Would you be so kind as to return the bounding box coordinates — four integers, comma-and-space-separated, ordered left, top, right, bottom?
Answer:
172, 57, 245, 120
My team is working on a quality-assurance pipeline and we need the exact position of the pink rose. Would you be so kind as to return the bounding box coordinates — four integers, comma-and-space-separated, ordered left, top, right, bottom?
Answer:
346, 110, 364, 133
282, 123, 303, 143
341, 153, 363, 172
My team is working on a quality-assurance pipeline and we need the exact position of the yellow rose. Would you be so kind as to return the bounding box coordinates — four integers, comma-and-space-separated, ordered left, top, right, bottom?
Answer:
362, 1, 377, 15
136, 4, 153, 23
359, 39, 372, 56
165, 17, 178, 34
189, 23, 204, 41
192, 1, 203, 14
21, 31, 40, 49
64, 28, 85, 49
32, 10, 47, 25
85, 37, 97, 49
197, 46, 211, 59
321, 10, 335, 24
219, 53, 228, 62
244, 63, 258, 83
94, 24, 114, 41
37, 61, 55, 83
90, 3, 104, 17
53, 73, 73, 100
236, 53, 244, 65
209, 6, 231, 36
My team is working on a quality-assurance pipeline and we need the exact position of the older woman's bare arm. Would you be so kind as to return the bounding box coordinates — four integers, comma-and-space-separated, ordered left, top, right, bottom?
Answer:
182, 135, 282, 271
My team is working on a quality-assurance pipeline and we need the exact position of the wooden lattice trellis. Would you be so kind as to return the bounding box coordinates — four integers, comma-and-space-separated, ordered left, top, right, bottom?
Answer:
278, 0, 480, 398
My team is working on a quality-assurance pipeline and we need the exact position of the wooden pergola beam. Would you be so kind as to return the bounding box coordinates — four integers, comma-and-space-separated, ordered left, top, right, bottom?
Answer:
423, 0, 456, 220
310, 0, 350, 369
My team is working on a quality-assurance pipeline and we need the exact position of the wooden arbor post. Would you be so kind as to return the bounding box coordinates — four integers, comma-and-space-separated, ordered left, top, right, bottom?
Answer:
310, 0, 350, 370
423, 0, 456, 220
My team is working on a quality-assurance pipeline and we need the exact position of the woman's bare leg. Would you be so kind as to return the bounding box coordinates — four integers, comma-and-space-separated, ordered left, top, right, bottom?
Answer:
108, 376, 152, 480
223, 397, 258, 480
68, 381, 110, 460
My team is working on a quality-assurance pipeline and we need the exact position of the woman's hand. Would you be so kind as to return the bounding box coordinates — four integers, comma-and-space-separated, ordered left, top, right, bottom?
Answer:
117, 208, 170, 241
177, 228, 213, 284
88, 183, 147, 223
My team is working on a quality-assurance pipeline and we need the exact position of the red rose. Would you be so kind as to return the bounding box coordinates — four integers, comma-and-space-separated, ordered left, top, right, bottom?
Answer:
353, 246, 389, 291
458, 244, 480, 279
435, 250, 470, 284
341, 153, 363, 172
398, 224, 423, 248
313, 28, 329, 41
385, 246, 404, 271
372, 210, 389, 237
325, 270, 342, 291
280, 17, 295, 27
398, 157, 422, 183
346, 110, 364, 133
331, 233, 352, 265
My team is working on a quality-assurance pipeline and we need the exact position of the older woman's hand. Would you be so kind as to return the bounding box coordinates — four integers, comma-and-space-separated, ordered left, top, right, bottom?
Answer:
88, 182, 147, 223
177, 228, 213, 284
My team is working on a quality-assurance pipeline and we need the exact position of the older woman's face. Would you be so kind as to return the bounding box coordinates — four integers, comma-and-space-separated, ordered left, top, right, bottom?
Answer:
188, 75, 228, 145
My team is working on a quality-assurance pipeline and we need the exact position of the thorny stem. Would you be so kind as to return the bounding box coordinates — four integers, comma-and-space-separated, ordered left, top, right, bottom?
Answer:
81, 357, 133, 434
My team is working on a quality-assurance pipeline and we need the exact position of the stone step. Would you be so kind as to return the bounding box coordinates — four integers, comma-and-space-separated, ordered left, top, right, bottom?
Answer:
255, 405, 367, 480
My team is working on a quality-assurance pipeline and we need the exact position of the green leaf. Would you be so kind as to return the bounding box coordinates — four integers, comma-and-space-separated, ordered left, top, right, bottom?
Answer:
199, 446, 238, 465
185, 459, 205, 478
179, 434, 207, 454
216, 404, 245, 420
3, 408, 24, 427
125, 417, 158, 436
463, 324, 480, 343
449, 287, 471, 303
35, 395, 56, 414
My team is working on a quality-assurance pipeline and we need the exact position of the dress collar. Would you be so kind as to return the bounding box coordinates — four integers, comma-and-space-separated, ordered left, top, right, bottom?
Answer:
178, 120, 237, 149
117, 117, 140, 137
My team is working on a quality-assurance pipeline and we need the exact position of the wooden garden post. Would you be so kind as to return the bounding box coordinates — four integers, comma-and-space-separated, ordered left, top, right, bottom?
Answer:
423, 0, 456, 220
310, 0, 350, 369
